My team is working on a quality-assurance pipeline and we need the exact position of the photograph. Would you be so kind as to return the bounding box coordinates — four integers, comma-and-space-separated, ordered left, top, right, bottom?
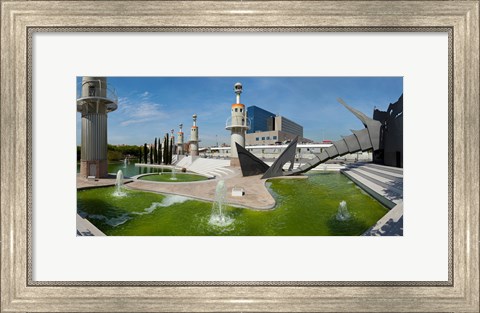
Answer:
2, 0, 478, 311
76, 76, 403, 236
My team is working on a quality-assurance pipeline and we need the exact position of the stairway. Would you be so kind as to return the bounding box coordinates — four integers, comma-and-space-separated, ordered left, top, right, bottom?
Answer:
341, 163, 403, 209
176, 157, 234, 179
341, 163, 403, 236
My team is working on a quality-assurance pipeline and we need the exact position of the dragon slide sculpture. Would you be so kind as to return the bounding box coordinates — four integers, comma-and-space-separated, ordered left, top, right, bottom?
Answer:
236, 98, 382, 179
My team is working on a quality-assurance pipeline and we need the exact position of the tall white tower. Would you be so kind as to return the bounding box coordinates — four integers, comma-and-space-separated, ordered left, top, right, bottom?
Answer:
177, 123, 184, 155
190, 114, 199, 157
77, 77, 117, 178
226, 82, 250, 167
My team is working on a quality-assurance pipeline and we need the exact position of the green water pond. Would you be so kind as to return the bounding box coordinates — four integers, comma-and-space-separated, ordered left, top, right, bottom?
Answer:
77, 172, 388, 236
138, 173, 208, 182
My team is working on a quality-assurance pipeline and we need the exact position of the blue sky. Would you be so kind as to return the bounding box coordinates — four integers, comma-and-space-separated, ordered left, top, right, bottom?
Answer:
76, 77, 403, 147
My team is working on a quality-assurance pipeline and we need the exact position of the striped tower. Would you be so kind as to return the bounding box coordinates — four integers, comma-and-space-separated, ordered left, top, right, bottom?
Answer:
177, 123, 184, 155
226, 82, 250, 167
190, 114, 199, 157
77, 77, 117, 178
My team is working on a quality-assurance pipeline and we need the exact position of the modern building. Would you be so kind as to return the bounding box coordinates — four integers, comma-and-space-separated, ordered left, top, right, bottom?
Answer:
247, 106, 275, 134
245, 106, 306, 145
209, 143, 372, 163
275, 116, 303, 138
373, 94, 403, 167
77, 77, 117, 178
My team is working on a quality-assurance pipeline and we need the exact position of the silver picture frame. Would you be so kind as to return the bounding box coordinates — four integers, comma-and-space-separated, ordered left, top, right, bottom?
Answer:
1, 1, 478, 312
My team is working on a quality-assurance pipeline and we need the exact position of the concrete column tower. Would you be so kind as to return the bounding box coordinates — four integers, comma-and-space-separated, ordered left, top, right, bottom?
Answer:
226, 82, 250, 167
177, 123, 184, 155
77, 77, 117, 178
190, 114, 199, 157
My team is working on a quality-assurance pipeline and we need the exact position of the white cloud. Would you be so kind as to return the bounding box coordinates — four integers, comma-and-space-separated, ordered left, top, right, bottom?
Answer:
120, 118, 155, 127
117, 95, 169, 127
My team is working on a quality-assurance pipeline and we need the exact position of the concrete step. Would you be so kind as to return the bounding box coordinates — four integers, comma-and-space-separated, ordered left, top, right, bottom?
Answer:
364, 163, 403, 175
347, 168, 403, 199
176, 156, 192, 168
341, 171, 398, 208
348, 164, 402, 180
209, 169, 228, 177
213, 168, 231, 175
349, 167, 403, 194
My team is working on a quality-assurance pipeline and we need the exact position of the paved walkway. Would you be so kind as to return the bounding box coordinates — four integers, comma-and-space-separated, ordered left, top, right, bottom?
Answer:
127, 167, 276, 210
362, 202, 403, 236
76, 174, 133, 190
76, 214, 105, 236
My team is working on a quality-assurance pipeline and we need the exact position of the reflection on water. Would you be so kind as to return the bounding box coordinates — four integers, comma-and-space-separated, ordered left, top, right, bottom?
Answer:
77, 160, 171, 177
77, 172, 389, 236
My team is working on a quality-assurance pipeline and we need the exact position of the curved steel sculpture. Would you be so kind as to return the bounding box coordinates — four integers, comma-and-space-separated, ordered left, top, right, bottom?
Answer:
236, 98, 384, 178
290, 98, 382, 175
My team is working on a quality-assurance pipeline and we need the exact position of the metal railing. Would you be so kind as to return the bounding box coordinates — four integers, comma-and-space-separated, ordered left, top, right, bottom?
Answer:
76, 80, 118, 104
225, 116, 251, 129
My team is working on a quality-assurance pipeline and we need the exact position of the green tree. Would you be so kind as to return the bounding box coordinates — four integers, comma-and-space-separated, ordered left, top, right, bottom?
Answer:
149, 144, 153, 164
158, 143, 162, 164
107, 150, 123, 161
163, 134, 169, 164
143, 143, 148, 164
154, 138, 157, 164
169, 136, 174, 164
106, 144, 142, 160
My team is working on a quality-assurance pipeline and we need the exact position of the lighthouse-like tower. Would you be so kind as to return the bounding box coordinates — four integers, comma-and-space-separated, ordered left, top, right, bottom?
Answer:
226, 82, 250, 167
177, 123, 184, 155
190, 114, 199, 157
77, 77, 117, 178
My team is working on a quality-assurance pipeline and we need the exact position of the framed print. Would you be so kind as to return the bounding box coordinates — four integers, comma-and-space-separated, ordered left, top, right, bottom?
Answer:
1, 1, 478, 312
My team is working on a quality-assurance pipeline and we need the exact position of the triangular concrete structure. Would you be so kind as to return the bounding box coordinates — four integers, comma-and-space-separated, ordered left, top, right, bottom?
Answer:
236, 143, 270, 177
261, 136, 299, 179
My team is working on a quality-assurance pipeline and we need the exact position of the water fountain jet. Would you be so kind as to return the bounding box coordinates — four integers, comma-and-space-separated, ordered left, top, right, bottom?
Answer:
209, 180, 234, 227
170, 167, 177, 180
113, 170, 127, 197
336, 200, 351, 221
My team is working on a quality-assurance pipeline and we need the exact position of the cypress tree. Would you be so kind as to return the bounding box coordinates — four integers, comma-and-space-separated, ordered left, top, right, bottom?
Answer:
154, 138, 157, 164
158, 143, 162, 164
149, 144, 153, 164
169, 136, 174, 164
163, 134, 169, 165
167, 134, 171, 165
139, 146, 142, 163
143, 143, 148, 164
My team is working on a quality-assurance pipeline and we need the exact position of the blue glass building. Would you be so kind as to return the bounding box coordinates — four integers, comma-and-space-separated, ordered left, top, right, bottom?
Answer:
247, 106, 276, 134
